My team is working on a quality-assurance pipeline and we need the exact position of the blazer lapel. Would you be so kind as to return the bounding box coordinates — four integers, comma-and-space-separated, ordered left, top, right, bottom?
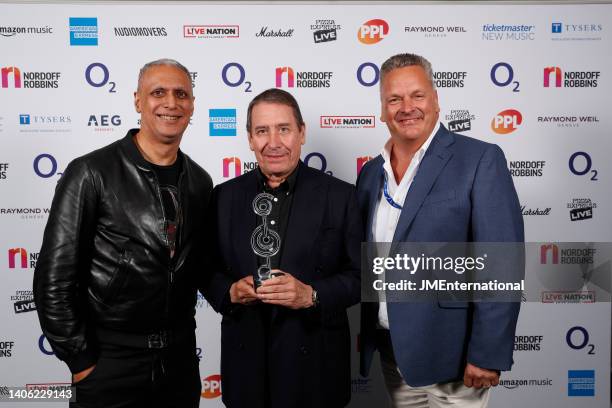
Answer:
234, 171, 258, 278
392, 126, 454, 242
365, 156, 384, 242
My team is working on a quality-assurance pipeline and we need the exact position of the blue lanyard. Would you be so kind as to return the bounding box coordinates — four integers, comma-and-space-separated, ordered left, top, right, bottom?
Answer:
382, 170, 403, 210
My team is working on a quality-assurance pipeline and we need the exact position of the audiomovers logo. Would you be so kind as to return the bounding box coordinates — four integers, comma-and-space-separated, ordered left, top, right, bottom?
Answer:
184, 25, 239, 39
222, 157, 258, 178
481, 24, 535, 40
275, 66, 333, 88
358, 19, 388, 44
1, 66, 61, 89
113, 26, 167, 37
543, 66, 600, 88
491, 109, 522, 134
69, 17, 98, 46
201, 374, 221, 398
209, 109, 237, 136
0, 25, 53, 37
320, 116, 375, 129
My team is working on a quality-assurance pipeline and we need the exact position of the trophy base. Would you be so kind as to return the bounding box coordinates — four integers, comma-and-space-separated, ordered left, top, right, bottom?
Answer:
253, 266, 285, 289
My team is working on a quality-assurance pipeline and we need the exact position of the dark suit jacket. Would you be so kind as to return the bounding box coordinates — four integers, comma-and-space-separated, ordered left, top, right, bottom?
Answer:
203, 161, 362, 408
357, 124, 524, 387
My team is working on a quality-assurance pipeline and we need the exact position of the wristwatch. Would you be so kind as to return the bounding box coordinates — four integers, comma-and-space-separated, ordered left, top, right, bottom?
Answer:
311, 289, 319, 308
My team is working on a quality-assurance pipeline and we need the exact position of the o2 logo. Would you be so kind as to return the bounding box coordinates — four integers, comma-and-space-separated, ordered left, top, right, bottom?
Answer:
85, 62, 116, 93
33, 154, 63, 178
356, 62, 379, 87
196, 347, 203, 362
38, 334, 54, 356
221, 63, 252, 92
566, 326, 595, 355
490, 62, 520, 92
569, 152, 598, 181
304, 152, 332, 176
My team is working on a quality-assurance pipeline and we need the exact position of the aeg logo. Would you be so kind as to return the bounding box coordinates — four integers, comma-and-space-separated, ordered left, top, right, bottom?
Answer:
201, 374, 222, 399
358, 19, 389, 44
491, 109, 522, 134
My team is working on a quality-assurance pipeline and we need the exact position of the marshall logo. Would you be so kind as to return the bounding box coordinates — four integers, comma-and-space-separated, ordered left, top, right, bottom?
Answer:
521, 206, 551, 216
255, 27, 294, 38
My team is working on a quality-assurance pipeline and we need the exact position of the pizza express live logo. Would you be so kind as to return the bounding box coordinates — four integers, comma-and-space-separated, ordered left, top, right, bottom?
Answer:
310, 19, 341, 43
567, 198, 596, 221
445, 109, 475, 133
1, 66, 61, 89
11, 290, 36, 314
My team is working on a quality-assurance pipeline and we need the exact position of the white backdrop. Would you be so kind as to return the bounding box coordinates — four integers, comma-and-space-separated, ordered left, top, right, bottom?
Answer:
0, 2, 611, 407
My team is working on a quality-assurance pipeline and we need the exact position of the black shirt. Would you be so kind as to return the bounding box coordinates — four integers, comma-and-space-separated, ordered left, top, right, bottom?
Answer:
150, 156, 183, 259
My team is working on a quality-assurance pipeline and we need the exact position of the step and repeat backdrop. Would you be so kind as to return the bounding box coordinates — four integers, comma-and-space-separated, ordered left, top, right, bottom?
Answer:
0, 2, 611, 407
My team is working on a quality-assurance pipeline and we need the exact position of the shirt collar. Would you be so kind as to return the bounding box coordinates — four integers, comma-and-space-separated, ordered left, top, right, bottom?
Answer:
256, 162, 300, 194
381, 121, 440, 167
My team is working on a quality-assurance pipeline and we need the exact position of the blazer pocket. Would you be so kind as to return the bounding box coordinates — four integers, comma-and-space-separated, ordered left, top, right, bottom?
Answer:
423, 189, 456, 205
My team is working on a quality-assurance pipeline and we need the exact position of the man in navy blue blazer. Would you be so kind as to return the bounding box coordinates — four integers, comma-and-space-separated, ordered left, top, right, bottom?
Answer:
357, 53, 524, 407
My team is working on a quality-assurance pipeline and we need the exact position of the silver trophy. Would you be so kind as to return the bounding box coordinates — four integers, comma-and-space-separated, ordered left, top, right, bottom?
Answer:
251, 193, 283, 287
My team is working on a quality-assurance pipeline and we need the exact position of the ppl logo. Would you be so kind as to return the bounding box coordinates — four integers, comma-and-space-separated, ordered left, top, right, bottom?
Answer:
540, 244, 559, 264
275, 67, 295, 88
357, 156, 373, 176
543, 66, 562, 87
8, 248, 27, 268
1, 66, 21, 88
69, 17, 98, 46
202, 374, 222, 398
491, 109, 522, 134
358, 19, 389, 44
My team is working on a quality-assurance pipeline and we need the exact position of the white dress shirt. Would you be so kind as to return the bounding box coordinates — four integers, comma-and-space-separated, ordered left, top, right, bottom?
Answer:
372, 122, 439, 329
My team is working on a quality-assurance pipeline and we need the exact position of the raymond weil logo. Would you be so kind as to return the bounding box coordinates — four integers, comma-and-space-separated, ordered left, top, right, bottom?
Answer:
358, 19, 389, 44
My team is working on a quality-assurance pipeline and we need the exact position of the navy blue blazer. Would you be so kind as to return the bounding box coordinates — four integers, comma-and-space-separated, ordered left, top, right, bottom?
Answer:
357, 124, 524, 387
203, 161, 362, 408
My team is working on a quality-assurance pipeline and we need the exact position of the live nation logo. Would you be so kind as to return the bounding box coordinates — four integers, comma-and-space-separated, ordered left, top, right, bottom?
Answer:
320, 116, 374, 129
184, 25, 239, 39
445, 109, 475, 133
567, 198, 596, 221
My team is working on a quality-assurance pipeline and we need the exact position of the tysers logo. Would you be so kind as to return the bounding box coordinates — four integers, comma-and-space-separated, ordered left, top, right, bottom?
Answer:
358, 19, 389, 44
491, 109, 522, 134
201, 374, 222, 398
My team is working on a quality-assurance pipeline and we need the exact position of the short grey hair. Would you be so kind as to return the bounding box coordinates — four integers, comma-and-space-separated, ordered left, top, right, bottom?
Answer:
137, 58, 192, 91
380, 53, 435, 88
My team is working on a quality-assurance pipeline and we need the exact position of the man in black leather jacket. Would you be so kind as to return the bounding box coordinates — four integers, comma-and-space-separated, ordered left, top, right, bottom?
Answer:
33, 59, 212, 408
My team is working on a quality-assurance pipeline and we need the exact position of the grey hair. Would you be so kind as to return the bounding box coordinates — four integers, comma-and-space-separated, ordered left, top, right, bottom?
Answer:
137, 58, 192, 90
380, 53, 435, 88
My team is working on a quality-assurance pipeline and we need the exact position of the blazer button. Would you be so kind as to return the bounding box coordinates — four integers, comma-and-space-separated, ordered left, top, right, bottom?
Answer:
300, 346, 309, 355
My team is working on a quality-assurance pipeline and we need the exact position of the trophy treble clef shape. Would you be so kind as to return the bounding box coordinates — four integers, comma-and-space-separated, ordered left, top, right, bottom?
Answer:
251, 192, 281, 287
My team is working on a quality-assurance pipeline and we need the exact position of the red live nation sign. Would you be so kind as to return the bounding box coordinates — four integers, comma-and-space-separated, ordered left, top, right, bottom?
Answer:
320, 116, 375, 128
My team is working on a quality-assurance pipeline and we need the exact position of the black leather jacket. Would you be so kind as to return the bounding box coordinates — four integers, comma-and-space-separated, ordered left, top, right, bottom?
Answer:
33, 129, 212, 373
